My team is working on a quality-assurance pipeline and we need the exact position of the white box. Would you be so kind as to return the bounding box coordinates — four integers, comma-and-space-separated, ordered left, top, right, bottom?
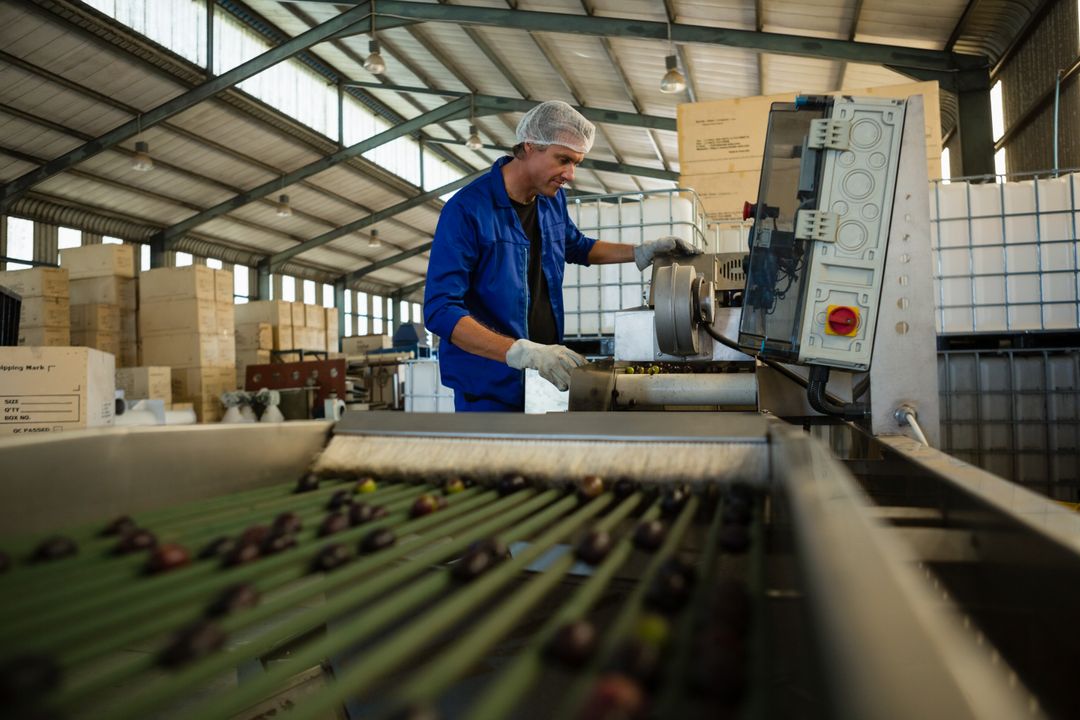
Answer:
0, 346, 115, 435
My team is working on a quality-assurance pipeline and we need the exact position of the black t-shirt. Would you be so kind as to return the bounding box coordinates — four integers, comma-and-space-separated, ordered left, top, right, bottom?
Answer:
510, 198, 558, 345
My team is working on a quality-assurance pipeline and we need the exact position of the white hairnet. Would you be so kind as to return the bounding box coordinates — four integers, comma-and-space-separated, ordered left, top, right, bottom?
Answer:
515, 101, 595, 155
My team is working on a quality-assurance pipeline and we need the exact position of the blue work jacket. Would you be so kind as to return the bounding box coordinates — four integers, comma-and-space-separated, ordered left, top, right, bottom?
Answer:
424, 157, 597, 410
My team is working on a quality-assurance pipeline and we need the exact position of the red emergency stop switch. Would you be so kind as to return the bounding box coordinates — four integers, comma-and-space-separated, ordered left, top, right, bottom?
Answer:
825, 305, 859, 336
742, 201, 754, 221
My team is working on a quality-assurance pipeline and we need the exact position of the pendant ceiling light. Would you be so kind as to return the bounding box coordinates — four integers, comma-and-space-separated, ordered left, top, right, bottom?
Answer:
276, 194, 292, 218
364, 0, 386, 75
131, 140, 153, 172
368, 228, 381, 248
659, 20, 686, 95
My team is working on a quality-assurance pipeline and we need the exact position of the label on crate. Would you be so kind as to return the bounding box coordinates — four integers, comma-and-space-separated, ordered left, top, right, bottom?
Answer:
1, 394, 81, 426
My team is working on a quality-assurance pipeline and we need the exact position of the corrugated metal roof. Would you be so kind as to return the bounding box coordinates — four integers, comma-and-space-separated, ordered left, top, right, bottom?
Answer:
0, 0, 1042, 294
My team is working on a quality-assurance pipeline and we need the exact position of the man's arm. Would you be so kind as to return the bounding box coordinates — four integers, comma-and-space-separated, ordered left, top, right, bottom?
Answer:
587, 240, 635, 265
449, 316, 515, 363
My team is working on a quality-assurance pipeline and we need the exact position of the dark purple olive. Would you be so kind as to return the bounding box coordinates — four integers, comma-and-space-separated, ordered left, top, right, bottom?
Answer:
198, 536, 236, 560
113, 529, 156, 555
578, 475, 605, 500
295, 473, 320, 493
0, 551, 9, 573
546, 620, 596, 667
222, 541, 261, 567
272, 511, 303, 535
645, 558, 696, 615
387, 704, 440, 720
326, 490, 351, 511
575, 530, 613, 565
452, 538, 507, 582
612, 479, 638, 499
239, 525, 270, 546
360, 528, 396, 554
158, 621, 226, 668
31, 536, 78, 563
578, 674, 646, 720
497, 474, 528, 496
145, 543, 191, 575
721, 499, 752, 526
318, 512, 350, 537
349, 502, 388, 526
311, 543, 353, 573
101, 515, 136, 537
718, 524, 750, 554
411, 494, 439, 518
205, 583, 260, 618
609, 638, 661, 688
633, 520, 666, 552
0, 654, 61, 705
659, 487, 689, 518
260, 531, 297, 555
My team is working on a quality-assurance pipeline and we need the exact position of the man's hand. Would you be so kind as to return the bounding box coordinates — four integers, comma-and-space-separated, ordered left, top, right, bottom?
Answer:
506, 339, 586, 391
633, 236, 702, 271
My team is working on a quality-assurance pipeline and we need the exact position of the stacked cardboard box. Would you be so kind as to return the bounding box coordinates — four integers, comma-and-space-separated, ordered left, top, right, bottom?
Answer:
0, 346, 115, 435
236, 301, 293, 353
324, 307, 339, 352
115, 366, 172, 408
139, 266, 236, 422
61, 245, 138, 366
234, 321, 273, 388
0, 267, 71, 346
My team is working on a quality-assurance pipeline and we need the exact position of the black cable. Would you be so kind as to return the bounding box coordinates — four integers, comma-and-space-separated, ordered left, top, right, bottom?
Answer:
807, 365, 868, 421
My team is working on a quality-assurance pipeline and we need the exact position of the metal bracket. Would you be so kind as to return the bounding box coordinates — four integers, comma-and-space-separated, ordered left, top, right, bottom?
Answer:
808, 118, 851, 150
795, 210, 837, 242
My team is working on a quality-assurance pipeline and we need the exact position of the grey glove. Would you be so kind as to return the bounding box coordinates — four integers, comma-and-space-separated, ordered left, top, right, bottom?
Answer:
633, 236, 702, 271
506, 339, 586, 391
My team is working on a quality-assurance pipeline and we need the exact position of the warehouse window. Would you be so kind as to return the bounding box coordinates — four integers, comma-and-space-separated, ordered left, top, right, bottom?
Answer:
206, 258, 223, 269
424, 152, 466, 200
400, 300, 410, 325
990, 80, 1005, 142
175, 252, 193, 267
301, 279, 315, 305
281, 276, 296, 302
940, 148, 951, 183
140, 244, 151, 271
5, 217, 33, 270
343, 291, 353, 337
995, 148, 1007, 182
83, 0, 207, 66
357, 291, 370, 335
371, 293, 384, 334
412, 303, 422, 324
103, 236, 123, 245
234, 265, 250, 304
57, 227, 81, 250
322, 284, 334, 309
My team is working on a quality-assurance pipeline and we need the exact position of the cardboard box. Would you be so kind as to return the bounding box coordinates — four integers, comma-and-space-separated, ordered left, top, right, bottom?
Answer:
139, 266, 215, 303
71, 329, 121, 357
191, 397, 221, 424
273, 325, 293, 351
20, 296, 70, 328
70, 277, 137, 308
116, 366, 172, 407
217, 337, 236, 367
305, 304, 326, 330
291, 303, 306, 328
342, 335, 393, 354
71, 304, 120, 333
325, 329, 337, 353
141, 332, 220, 368
215, 305, 235, 335
0, 346, 115, 435
120, 310, 137, 339
60, 244, 136, 280
293, 327, 324, 349
171, 366, 236, 403
140, 298, 216, 335
236, 322, 273, 351
213, 269, 234, 305
118, 342, 138, 368
18, 327, 70, 347
0, 267, 68, 298
237, 349, 272, 367
324, 307, 339, 332
235, 301, 292, 327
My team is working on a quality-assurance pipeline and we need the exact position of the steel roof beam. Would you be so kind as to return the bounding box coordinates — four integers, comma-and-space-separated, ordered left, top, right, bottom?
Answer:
420, 139, 678, 180
341, 241, 436, 286
302, 0, 988, 74
395, 278, 426, 297
154, 97, 472, 250
266, 171, 483, 270
0, 1, 375, 211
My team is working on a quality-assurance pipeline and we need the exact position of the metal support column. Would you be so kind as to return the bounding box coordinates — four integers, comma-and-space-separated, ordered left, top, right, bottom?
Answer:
205, 0, 215, 75
957, 72, 996, 177
334, 280, 346, 350
149, 237, 167, 269
256, 261, 271, 301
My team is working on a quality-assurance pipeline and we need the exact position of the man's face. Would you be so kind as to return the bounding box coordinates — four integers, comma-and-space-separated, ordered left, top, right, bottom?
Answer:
522, 143, 585, 197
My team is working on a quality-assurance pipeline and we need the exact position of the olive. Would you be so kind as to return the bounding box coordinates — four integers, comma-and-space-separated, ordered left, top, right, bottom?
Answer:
633, 520, 666, 552
222, 541, 261, 567
318, 512, 350, 537
578, 475, 605, 500
311, 543, 353, 573
31, 536, 77, 563
360, 527, 396, 554
545, 620, 596, 667
410, 494, 439, 518
349, 502, 388, 526
645, 558, 696, 615
145, 543, 191, 575
659, 486, 689, 518
260, 531, 297, 555
718, 524, 750, 554
497, 474, 528, 496
633, 612, 670, 648
0, 654, 61, 705
578, 674, 646, 720
198, 536, 236, 560
443, 477, 466, 495
326, 490, 352, 511
295, 473, 320, 493
575, 530, 613, 566
239, 525, 270, 546
158, 621, 226, 668
354, 477, 378, 494
101, 515, 136, 537
113, 529, 156, 555
721, 499, 752, 526
452, 538, 507, 582
612, 479, 638, 499
205, 583, 260, 618
272, 512, 303, 535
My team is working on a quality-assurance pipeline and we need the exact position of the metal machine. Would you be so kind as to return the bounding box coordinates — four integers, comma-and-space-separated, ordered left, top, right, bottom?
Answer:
1, 95, 1074, 719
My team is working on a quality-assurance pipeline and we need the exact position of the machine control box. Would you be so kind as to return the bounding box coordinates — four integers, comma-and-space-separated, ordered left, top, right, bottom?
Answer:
738, 96, 905, 372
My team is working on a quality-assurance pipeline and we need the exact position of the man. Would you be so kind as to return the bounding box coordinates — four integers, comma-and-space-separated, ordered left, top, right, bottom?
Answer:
424, 101, 699, 412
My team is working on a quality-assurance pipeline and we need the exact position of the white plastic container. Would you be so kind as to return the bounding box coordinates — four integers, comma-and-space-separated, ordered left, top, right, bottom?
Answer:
404, 359, 454, 413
